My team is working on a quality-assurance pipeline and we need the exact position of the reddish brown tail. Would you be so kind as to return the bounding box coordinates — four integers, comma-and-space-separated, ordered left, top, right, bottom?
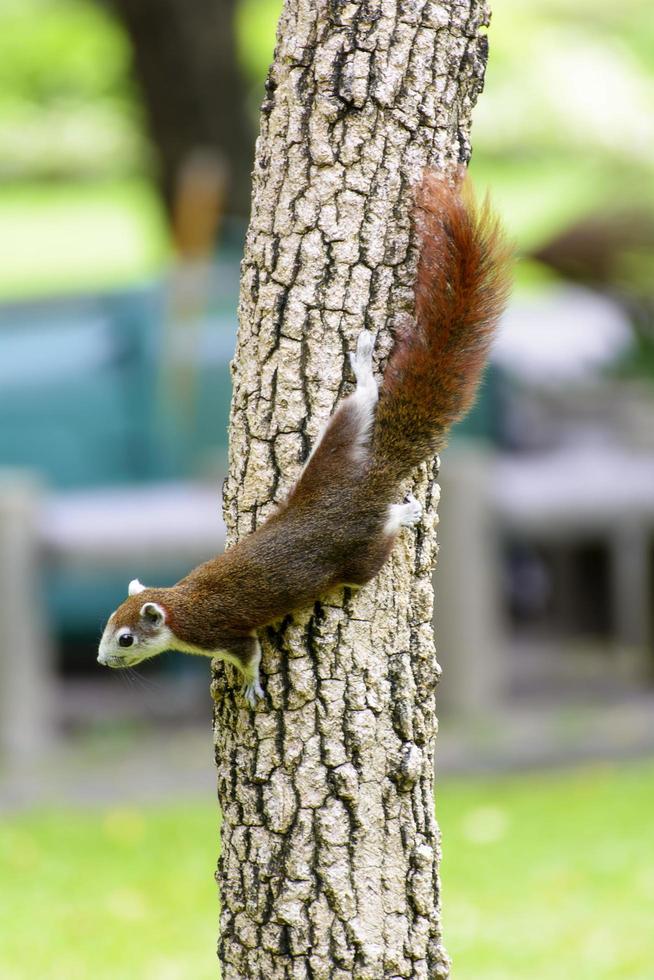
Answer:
371, 171, 512, 486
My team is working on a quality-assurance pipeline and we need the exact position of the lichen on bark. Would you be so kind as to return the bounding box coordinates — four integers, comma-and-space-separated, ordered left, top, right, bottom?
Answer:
212, 1, 491, 976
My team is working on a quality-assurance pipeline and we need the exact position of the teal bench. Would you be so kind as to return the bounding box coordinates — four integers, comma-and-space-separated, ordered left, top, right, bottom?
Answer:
0, 262, 240, 640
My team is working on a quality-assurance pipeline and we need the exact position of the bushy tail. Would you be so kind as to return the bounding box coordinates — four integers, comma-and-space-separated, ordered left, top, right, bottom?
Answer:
371, 170, 512, 485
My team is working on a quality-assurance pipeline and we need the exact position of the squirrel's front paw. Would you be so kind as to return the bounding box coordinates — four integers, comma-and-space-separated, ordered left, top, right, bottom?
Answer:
384, 493, 423, 535
242, 678, 265, 708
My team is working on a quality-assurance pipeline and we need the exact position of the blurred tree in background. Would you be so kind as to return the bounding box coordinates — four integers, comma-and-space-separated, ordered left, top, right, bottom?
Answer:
109, 0, 254, 219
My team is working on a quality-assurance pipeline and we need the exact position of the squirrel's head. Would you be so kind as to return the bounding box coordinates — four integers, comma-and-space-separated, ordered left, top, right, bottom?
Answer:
98, 579, 172, 668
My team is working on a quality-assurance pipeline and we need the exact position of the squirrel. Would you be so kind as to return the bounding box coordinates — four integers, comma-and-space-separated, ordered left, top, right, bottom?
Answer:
98, 171, 511, 705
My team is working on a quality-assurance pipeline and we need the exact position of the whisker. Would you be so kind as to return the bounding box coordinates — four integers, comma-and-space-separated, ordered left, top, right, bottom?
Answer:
128, 666, 160, 694
117, 668, 136, 692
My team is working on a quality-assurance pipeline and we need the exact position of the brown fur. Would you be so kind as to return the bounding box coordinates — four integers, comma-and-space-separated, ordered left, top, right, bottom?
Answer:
101, 172, 512, 667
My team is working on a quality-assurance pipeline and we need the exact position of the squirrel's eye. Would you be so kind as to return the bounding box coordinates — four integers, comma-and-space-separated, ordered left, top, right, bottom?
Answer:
118, 633, 134, 648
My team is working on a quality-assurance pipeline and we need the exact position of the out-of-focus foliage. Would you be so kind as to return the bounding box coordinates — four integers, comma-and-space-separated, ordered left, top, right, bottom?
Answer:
478, 0, 654, 166
1, 763, 652, 979
236, 0, 283, 90
471, 0, 654, 248
0, 0, 167, 298
1, 0, 652, 302
0, 0, 147, 180
0, 178, 168, 298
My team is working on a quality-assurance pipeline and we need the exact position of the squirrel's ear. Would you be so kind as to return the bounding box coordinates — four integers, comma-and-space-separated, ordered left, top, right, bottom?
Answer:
140, 601, 166, 627
128, 579, 146, 596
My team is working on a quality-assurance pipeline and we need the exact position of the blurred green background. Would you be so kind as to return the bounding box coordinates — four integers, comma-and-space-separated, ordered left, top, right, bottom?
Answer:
1, 0, 652, 298
1, 0, 654, 977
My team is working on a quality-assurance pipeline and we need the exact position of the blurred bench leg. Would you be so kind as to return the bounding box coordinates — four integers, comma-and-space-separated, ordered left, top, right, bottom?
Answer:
0, 473, 56, 764
434, 446, 506, 714
610, 522, 652, 680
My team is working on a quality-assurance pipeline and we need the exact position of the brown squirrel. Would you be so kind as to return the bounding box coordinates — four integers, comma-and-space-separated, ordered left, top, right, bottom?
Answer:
98, 172, 511, 704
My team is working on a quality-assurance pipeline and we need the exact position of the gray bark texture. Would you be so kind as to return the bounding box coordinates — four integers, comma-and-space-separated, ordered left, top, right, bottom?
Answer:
213, 1, 491, 977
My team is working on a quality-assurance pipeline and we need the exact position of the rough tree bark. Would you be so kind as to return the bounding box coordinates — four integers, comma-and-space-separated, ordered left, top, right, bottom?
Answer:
110, 0, 254, 218
213, 1, 491, 977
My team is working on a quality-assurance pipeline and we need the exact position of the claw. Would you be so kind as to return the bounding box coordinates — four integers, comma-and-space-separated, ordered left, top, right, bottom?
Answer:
356, 329, 374, 361
385, 493, 423, 535
242, 678, 265, 708
401, 493, 422, 526
350, 330, 375, 377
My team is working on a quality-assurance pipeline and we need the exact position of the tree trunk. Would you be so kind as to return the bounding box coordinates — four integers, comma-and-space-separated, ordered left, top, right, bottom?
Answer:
213, 1, 491, 976
111, 0, 254, 219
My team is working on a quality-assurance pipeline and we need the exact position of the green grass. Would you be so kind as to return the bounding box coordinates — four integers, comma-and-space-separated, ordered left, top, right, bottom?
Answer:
0, 804, 219, 980
439, 762, 654, 979
1, 761, 652, 978
0, 178, 169, 301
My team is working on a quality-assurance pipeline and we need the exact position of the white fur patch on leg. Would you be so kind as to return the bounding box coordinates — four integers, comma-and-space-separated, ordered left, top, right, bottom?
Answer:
300, 331, 378, 475
348, 330, 378, 463
385, 493, 423, 535
350, 330, 378, 406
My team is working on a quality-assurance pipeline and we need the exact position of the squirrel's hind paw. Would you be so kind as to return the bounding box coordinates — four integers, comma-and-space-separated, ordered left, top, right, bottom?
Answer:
350, 331, 378, 409
350, 330, 375, 378
355, 329, 375, 361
